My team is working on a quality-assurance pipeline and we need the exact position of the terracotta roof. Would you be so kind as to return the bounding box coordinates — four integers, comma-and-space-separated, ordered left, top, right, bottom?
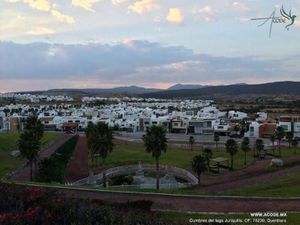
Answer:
62, 122, 79, 128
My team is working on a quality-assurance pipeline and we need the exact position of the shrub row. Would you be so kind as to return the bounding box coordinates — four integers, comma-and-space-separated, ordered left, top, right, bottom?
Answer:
35, 135, 79, 183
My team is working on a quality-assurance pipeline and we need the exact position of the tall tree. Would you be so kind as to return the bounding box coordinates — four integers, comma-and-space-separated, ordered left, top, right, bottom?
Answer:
214, 133, 220, 150
241, 137, 250, 166
143, 125, 167, 190
189, 136, 195, 151
18, 115, 44, 181
225, 139, 238, 170
256, 139, 265, 159
286, 132, 293, 148
275, 127, 285, 156
191, 155, 207, 185
202, 148, 213, 172
86, 122, 114, 166
292, 139, 298, 154
19, 130, 41, 181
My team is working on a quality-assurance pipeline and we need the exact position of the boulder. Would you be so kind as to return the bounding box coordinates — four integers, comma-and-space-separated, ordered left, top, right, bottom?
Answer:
270, 158, 284, 167
10, 150, 20, 157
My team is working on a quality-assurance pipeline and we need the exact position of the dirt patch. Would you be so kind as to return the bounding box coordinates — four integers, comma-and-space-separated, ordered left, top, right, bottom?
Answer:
64, 135, 89, 183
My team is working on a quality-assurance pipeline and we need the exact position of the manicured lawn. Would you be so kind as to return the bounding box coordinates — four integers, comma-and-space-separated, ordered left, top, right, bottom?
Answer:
0, 132, 62, 178
218, 172, 300, 197
101, 142, 255, 172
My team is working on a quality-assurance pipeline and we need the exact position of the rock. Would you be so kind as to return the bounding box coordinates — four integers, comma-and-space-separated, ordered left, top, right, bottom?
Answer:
270, 158, 284, 167
10, 150, 20, 157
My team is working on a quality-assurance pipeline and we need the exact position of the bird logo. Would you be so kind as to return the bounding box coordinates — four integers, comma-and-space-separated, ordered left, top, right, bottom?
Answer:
280, 5, 297, 30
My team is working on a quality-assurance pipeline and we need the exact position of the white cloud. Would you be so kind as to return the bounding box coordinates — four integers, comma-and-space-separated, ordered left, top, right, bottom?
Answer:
6, 0, 51, 11
128, 0, 159, 15
194, 5, 218, 22
166, 8, 184, 24
112, 0, 130, 6
24, 0, 51, 11
71, 0, 100, 12
51, 10, 75, 24
26, 27, 55, 35
232, 2, 249, 13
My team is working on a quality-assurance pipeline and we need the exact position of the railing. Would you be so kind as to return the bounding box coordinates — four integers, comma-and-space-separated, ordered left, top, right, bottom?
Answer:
73, 164, 198, 187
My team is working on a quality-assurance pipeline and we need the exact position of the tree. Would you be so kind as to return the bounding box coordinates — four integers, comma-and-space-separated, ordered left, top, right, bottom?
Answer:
241, 137, 250, 166
3, 108, 10, 117
85, 122, 114, 167
143, 125, 167, 190
225, 139, 238, 170
270, 134, 276, 155
19, 130, 40, 181
202, 148, 213, 172
189, 136, 195, 150
275, 127, 285, 156
256, 139, 265, 159
286, 132, 293, 148
191, 155, 207, 185
214, 133, 220, 150
18, 115, 44, 181
292, 139, 298, 154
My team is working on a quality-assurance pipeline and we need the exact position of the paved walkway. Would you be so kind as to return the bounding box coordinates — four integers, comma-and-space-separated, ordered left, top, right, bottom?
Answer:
10, 134, 73, 181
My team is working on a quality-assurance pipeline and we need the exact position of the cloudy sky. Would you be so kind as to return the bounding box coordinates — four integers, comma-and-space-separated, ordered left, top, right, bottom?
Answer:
1, 0, 300, 92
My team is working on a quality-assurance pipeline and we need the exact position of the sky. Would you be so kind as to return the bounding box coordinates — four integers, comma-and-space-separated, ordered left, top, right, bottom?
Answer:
0, 0, 300, 92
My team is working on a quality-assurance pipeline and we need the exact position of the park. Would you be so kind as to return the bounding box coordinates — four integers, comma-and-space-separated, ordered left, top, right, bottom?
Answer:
1, 115, 300, 224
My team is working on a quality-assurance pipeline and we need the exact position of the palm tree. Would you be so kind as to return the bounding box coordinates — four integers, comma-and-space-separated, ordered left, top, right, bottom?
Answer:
191, 155, 207, 185
202, 148, 213, 172
270, 134, 276, 155
86, 122, 114, 166
85, 122, 114, 187
143, 125, 167, 190
286, 132, 293, 148
292, 139, 298, 154
189, 136, 195, 150
19, 130, 40, 181
241, 137, 250, 166
275, 127, 285, 156
256, 139, 265, 159
25, 115, 44, 140
225, 139, 238, 170
214, 133, 220, 150
18, 115, 44, 180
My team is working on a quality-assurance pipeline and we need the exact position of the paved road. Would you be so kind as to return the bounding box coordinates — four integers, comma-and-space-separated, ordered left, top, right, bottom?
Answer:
114, 132, 283, 148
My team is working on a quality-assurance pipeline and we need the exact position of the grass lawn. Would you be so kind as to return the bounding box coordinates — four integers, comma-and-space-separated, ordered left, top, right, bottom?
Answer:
217, 171, 300, 197
99, 142, 255, 172
158, 211, 300, 225
0, 132, 62, 178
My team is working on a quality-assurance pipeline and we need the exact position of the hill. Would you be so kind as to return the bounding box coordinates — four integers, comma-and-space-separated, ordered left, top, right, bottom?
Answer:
47, 86, 162, 95
140, 81, 300, 99
167, 84, 206, 90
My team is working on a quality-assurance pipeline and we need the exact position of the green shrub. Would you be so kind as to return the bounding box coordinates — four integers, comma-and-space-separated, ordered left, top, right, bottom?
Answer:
36, 135, 79, 183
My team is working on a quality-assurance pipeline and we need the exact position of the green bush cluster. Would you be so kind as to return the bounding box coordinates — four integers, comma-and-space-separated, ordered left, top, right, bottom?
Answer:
35, 135, 79, 183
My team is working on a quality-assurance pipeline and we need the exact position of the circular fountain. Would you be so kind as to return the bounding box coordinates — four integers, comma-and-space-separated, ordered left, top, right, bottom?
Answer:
74, 162, 198, 189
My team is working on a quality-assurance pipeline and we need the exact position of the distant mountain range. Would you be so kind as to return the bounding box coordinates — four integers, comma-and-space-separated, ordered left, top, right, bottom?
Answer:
47, 86, 161, 95
140, 81, 300, 98
18, 81, 300, 98
167, 84, 206, 90
46, 83, 210, 95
